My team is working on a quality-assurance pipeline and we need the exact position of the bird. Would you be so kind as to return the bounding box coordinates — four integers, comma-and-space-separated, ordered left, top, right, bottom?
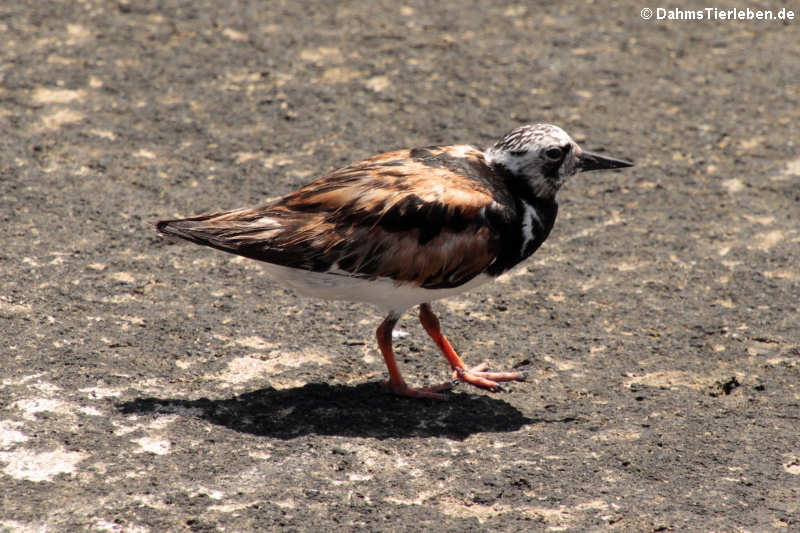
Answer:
155, 124, 633, 399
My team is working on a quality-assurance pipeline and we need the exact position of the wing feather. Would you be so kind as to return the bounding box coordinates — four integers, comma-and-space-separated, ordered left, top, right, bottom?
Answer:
156, 145, 514, 288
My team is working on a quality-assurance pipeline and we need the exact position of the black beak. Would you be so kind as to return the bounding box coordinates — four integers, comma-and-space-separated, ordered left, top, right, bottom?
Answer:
578, 151, 634, 172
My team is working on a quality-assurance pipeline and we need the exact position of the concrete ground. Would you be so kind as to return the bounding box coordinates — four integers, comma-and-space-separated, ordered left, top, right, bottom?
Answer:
1, 1, 798, 531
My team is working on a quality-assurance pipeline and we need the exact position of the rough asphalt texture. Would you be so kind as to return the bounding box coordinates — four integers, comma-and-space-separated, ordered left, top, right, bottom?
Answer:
2, 1, 799, 532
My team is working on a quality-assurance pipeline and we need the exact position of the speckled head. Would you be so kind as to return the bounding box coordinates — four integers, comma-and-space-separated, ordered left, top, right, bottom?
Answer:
485, 124, 633, 198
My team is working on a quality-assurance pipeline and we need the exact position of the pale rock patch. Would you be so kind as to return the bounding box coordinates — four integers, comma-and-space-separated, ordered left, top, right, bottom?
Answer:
0, 447, 87, 482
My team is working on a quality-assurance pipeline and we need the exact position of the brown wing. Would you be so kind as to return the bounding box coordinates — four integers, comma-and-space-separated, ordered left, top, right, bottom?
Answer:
156, 146, 514, 289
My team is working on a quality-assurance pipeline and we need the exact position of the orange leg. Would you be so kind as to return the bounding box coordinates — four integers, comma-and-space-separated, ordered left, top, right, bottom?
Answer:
418, 303, 526, 391
376, 313, 453, 400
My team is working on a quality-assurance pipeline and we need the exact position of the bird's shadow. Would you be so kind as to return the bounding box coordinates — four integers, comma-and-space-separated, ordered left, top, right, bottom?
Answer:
117, 382, 561, 440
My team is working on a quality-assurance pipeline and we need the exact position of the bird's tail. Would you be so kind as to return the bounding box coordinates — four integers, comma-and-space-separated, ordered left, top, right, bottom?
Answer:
154, 208, 283, 254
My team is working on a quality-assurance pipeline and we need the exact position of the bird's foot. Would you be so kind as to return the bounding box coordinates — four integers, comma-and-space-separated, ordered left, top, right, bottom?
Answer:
381, 379, 454, 400
452, 362, 527, 391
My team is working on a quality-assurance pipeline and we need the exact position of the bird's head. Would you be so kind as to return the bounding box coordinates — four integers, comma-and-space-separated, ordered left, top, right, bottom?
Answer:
485, 124, 633, 198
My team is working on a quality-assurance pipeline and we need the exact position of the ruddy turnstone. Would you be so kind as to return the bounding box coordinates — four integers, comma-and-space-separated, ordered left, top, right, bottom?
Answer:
156, 124, 633, 399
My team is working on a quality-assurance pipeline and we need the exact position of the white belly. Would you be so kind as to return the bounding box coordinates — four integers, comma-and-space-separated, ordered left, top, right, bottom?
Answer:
260, 263, 493, 314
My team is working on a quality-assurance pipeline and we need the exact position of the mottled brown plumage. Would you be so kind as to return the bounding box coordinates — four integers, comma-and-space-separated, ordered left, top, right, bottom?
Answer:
157, 145, 511, 289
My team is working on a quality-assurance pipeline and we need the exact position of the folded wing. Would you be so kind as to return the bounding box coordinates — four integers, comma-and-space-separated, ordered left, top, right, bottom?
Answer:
156, 147, 513, 289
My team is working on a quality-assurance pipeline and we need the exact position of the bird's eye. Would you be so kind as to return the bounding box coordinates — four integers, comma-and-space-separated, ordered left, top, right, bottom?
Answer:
544, 147, 564, 161
509, 150, 528, 157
